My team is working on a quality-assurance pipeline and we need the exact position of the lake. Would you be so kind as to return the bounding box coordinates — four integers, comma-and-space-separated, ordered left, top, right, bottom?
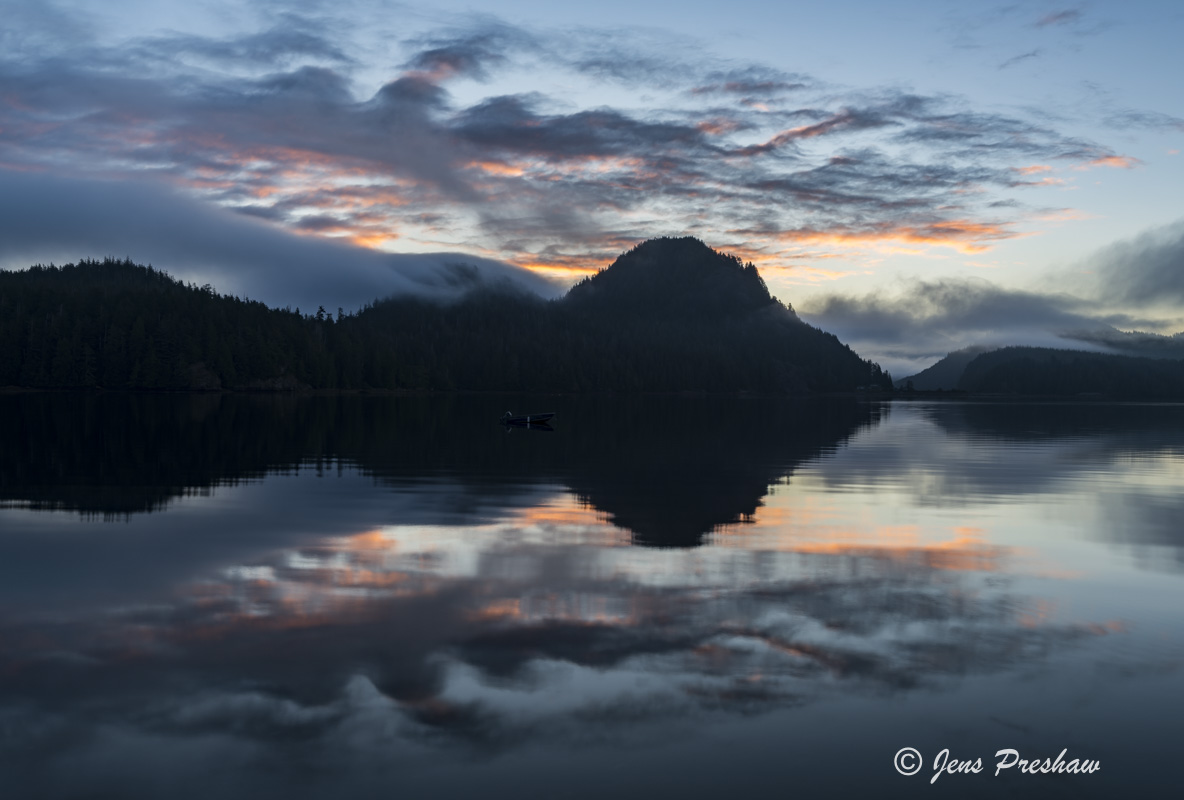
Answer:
1, 393, 1182, 798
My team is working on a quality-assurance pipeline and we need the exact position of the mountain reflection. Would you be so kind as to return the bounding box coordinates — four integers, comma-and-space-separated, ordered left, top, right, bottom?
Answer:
3, 395, 1180, 798
811, 400, 1184, 570
0, 392, 885, 545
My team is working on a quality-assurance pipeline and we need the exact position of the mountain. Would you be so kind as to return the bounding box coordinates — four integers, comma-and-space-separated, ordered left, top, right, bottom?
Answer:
0, 241, 894, 394
899, 340, 1184, 399
956, 346, 1184, 398
353, 238, 892, 393
897, 345, 994, 390
0, 259, 326, 391
565, 237, 779, 321
902, 327, 1184, 392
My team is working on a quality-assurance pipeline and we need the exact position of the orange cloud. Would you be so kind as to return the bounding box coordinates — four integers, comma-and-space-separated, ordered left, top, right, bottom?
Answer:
745, 220, 1019, 255
467, 598, 522, 622
515, 260, 601, 279
1034, 208, 1097, 223
349, 232, 395, 249
466, 160, 527, 177
1076, 155, 1140, 170
782, 532, 1009, 572
718, 520, 1012, 573
697, 118, 744, 135
732, 112, 871, 156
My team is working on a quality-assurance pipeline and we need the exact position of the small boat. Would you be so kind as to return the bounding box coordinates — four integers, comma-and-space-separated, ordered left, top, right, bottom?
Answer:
500, 411, 555, 425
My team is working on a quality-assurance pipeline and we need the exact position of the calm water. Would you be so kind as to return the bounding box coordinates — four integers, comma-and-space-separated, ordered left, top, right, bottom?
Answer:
1, 394, 1182, 797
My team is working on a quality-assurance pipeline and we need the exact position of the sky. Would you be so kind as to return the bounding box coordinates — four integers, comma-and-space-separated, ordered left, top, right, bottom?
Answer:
2, 0, 1182, 374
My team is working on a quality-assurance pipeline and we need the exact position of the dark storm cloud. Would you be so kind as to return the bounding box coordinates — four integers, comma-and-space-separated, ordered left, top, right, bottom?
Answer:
0, 169, 559, 311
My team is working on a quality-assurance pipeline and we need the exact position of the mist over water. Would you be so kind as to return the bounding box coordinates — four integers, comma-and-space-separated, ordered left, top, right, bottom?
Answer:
1, 394, 1182, 798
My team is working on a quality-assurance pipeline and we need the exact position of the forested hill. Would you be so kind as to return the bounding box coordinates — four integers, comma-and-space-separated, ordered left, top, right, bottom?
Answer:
0, 260, 337, 391
897, 345, 994, 391
0, 241, 893, 393
565, 237, 778, 320
956, 346, 1184, 399
894, 344, 1184, 399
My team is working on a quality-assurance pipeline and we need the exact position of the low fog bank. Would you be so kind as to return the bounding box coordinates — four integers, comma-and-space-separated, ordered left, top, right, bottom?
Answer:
0, 170, 562, 314
801, 221, 1184, 376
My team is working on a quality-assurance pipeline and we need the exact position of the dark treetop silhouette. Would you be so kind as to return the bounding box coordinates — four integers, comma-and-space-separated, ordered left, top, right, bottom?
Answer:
0, 238, 893, 393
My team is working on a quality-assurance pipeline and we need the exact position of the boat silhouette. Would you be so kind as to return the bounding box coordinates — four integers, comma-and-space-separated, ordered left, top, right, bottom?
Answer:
500, 411, 555, 428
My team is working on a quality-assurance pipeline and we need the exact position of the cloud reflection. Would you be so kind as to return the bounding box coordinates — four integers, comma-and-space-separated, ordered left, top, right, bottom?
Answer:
3, 394, 1176, 797
0, 509, 1118, 753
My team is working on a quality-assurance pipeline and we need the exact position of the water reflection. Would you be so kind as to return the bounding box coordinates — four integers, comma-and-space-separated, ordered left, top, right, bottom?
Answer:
0, 393, 883, 541
0, 504, 1114, 749
807, 400, 1184, 570
1, 395, 1183, 798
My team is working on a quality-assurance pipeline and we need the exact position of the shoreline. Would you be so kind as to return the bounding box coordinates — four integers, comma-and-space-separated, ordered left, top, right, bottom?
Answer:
4, 386, 1184, 403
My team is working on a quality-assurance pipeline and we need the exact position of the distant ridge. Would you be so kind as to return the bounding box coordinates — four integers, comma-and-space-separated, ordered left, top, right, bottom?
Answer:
956, 346, 1184, 398
898, 345, 995, 391
898, 342, 1184, 399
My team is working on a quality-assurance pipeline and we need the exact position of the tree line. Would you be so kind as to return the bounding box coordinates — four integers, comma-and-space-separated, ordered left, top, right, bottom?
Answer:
0, 251, 893, 394
957, 346, 1184, 399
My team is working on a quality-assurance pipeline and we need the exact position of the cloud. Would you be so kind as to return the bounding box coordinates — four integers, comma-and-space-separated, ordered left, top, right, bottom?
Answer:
797, 217, 1184, 374
453, 95, 707, 159
1058, 327, 1184, 358
0, 462, 1116, 742
998, 49, 1042, 69
1102, 109, 1184, 133
136, 14, 354, 68
0, 169, 560, 311
401, 23, 537, 81
1088, 219, 1184, 306
690, 66, 811, 99
1036, 9, 1084, 27
799, 277, 1156, 376
0, 8, 1137, 274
